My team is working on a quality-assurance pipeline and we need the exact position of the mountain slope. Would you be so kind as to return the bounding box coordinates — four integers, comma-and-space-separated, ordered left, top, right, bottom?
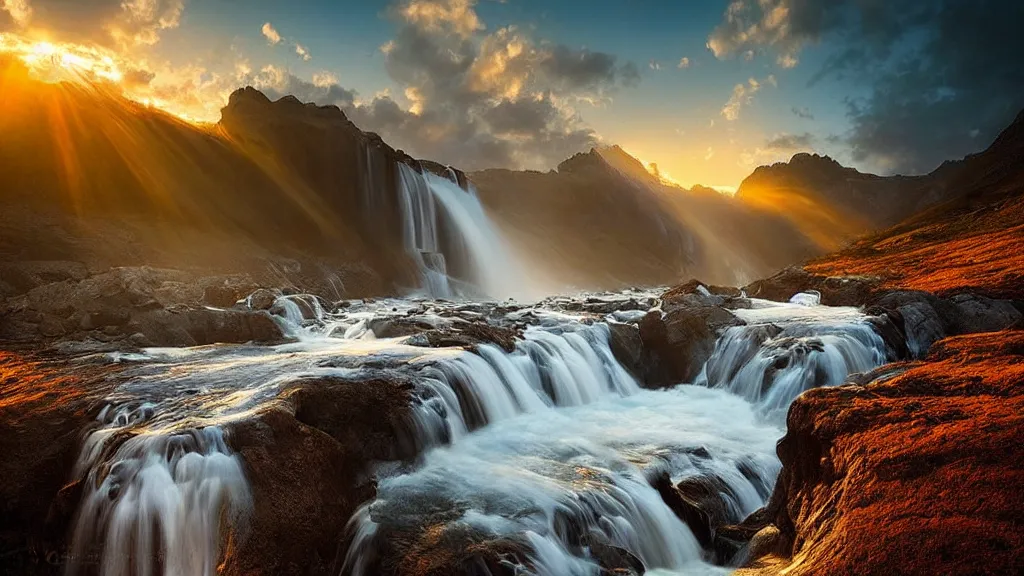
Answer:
806, 109, 1024, 298
471, 146, 822, 289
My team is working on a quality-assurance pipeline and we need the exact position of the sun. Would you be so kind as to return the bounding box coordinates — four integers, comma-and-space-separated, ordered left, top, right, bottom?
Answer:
1, 33, 125, 84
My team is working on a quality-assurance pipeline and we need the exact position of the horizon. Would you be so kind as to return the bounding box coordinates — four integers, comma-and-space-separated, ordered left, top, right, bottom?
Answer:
1, 0, 1022, 188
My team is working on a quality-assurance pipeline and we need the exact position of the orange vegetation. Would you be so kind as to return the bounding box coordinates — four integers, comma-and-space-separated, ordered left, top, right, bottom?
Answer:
806, 172, 1024, 297
745, 330, 1024, 575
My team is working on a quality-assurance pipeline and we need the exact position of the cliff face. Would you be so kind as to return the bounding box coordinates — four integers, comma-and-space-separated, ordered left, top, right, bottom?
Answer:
0, 58, 436, 297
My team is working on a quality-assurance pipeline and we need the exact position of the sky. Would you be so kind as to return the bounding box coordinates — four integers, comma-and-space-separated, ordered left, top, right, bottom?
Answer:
1, 0, 1022, 189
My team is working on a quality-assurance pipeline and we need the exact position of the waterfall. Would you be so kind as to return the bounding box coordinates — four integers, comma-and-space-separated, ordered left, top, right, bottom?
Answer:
67, 406, 251, 576
697, 296, 890, 418
409, 323, 640, 444
395, 163, 527, 300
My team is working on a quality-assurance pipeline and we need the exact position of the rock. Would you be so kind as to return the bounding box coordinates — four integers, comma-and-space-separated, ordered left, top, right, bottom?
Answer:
203, 283, 248, 307
638, 305, 742, 387
125, 307, 284, 347
947, 293, 1023, 334
607, 322, 644, 378
743, 266, 879, 306
247, 288, 279, 311
0, 260, 89, 294
221, 375, 415, 576
368, 317, 436, 338
37, 316, 66, 338
0, 353, 118, 573
653, 471, 738, 555
738, 330, 1024, 575
408, 322, 521, 353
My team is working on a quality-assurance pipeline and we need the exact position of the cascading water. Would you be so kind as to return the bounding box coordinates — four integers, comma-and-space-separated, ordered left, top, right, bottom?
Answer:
65, 289, 894, 576
395, 163, 529, 300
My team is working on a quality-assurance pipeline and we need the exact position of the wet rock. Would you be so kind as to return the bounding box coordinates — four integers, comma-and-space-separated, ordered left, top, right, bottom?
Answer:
247, 288, 280, 311
222, 375, 416, 576
368, 317, 436, 338
607, 322, 645, 378
743, 267, 879, 306
638, 305, 742, 387
652, 471, 738, 555
408, 322, 521, 352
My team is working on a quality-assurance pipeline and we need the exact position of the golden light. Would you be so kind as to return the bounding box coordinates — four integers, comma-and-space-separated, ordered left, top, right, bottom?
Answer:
1, 33, 125, 84
0, 32, 214, 124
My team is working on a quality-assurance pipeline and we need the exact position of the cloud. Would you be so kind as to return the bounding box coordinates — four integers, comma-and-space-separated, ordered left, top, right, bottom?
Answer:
791, 106, 814, 120
648, 60, 660, 70
0, 0, 183, 48
709, 0, 1024, 174
294, 43, 310, 61
313, 0, 639, 171
721, 76, 773, 121
1, 0, 32, 27
677, 57, 690, 69
262, 22, 282, 45
764, 132, 814, 150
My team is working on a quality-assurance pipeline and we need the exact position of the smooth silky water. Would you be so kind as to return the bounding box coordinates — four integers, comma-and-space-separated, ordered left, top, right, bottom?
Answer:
64, 283, 893, 576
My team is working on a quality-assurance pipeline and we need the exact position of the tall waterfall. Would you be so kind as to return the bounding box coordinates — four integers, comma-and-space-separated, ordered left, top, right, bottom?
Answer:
395, 163, 527, 300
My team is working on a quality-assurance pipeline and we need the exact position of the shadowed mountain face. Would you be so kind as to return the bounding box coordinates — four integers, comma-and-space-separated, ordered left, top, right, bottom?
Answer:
472, 146, 828, 290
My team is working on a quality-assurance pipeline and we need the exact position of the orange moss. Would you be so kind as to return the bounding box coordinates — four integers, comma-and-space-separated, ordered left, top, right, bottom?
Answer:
748, 331, 1024, 575
807, 196, 1024, 298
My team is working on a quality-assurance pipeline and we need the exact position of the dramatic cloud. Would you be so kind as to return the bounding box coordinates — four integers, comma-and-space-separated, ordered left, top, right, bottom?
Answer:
709, 0, 1024, 174
721, 75, 774, 121
677, 57, 690, 69
791, 106, 814, 120
264, 0, 639, 171
261, 22, 281, 45
764, 132, 814, 150
0, 0, 183, 47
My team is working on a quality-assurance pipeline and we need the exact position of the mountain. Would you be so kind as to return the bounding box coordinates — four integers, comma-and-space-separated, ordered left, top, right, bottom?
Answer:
0, 56, 466, 298
803, 108, 1024, 299
472, 146, 823, 290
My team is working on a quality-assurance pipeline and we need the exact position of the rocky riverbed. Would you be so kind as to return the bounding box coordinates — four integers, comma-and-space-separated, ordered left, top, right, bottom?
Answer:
1, 268, 1021, 575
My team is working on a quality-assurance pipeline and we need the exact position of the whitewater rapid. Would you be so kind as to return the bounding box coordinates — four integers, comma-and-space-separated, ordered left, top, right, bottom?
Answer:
64, 289, 893, 576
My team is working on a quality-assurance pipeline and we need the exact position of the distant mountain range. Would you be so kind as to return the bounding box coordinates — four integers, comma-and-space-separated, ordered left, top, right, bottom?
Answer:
2, 50, 1021, 299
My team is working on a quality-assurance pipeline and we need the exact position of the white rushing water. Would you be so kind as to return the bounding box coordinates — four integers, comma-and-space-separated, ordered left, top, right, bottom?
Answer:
395, 163, 530, 300
66, 290, 893, 576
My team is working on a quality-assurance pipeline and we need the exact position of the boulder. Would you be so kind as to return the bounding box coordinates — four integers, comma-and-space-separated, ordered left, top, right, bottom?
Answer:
947, 293, 1023, 334
638, 305, 743, 387
125, 307, 284, 347
221, 374, 416, 576
652, 472, 739, 556
407, 322, 521, 353
247, 288, 280, 311
743, 266, 879, 306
